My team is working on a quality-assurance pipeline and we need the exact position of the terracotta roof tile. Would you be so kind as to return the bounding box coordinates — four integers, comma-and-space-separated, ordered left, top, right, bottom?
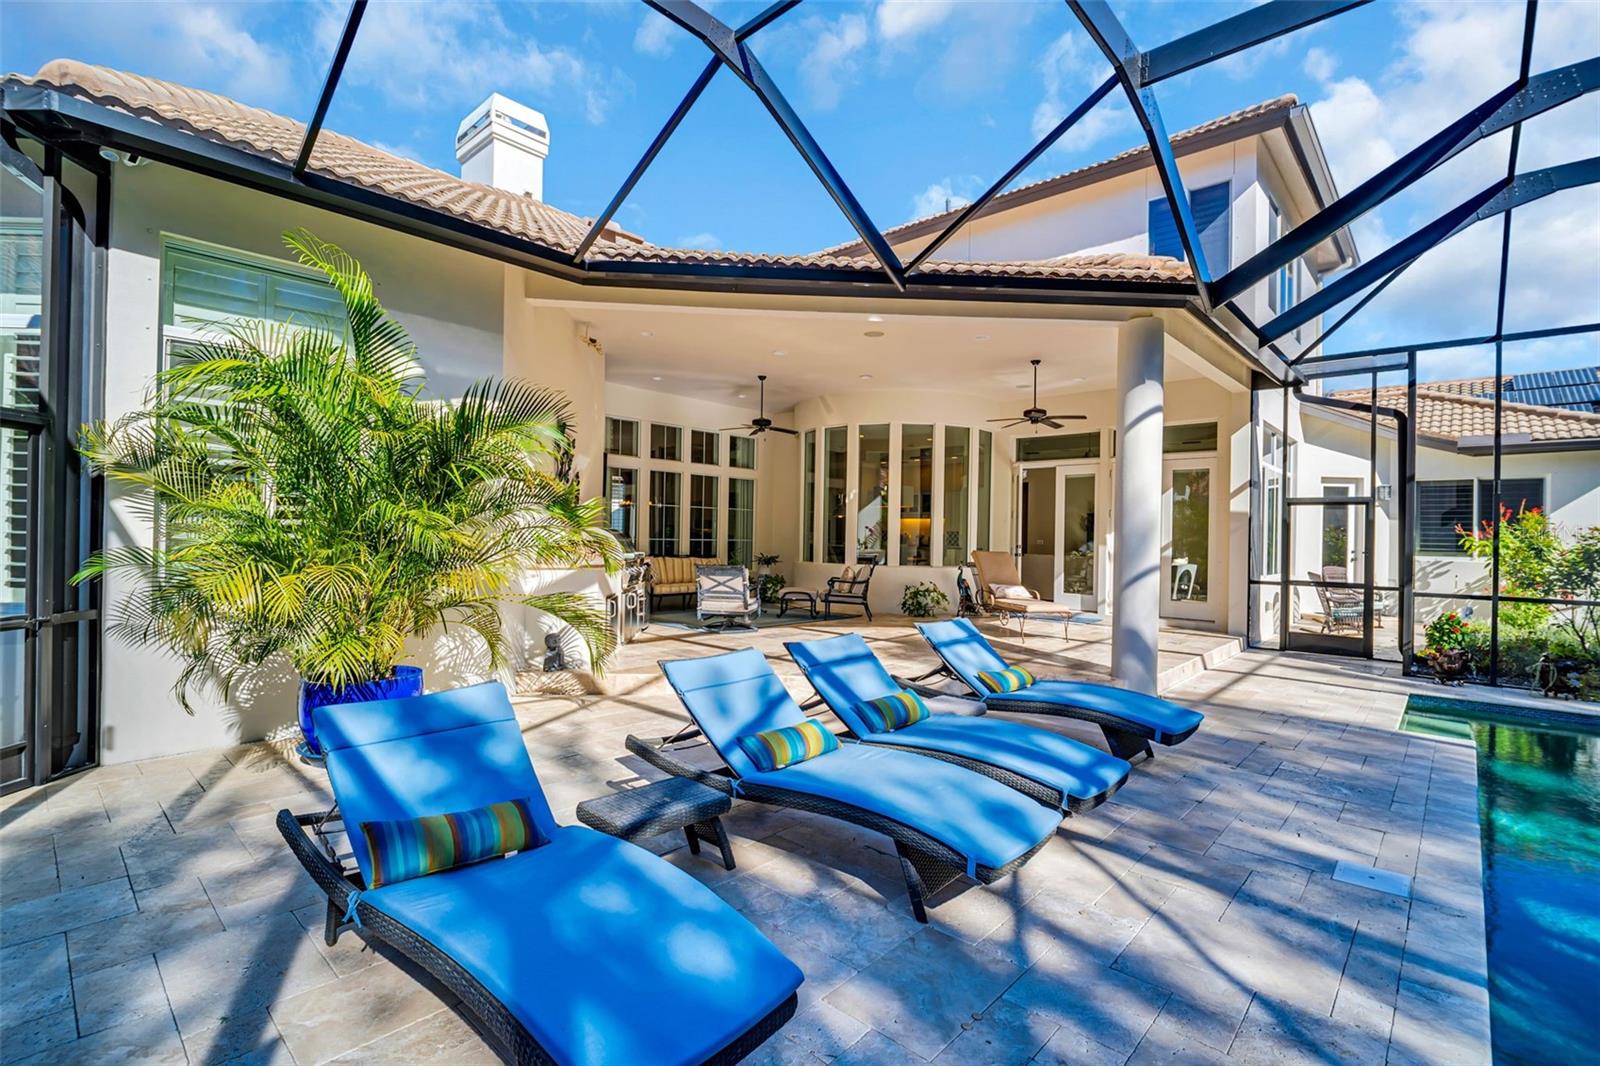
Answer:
1331, 374, 1600, 444
589, 245, 1193, 282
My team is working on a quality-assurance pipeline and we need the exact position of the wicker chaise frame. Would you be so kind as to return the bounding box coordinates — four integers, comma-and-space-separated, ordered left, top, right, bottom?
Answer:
623, 734, 1048, 923
277, 810, 798, 1066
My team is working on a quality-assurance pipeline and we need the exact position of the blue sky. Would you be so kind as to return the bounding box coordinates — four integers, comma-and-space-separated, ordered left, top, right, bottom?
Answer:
3, 0, 1596, 372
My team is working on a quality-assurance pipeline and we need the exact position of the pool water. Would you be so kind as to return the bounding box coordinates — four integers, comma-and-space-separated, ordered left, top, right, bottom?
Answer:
1402, 696, 1600, 1066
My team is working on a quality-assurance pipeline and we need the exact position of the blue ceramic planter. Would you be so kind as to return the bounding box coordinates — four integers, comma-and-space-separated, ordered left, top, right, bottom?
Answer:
298, 665, 425, 758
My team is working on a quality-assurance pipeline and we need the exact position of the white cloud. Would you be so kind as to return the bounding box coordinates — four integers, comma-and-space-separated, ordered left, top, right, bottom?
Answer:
1031, 31, 1127, 150
676, 232, 723, 250
910, 178, 978, 219
635, 11, 679, 56
876, 0, 957, 43
802, 13, 869, 111
1303, 46, 1338, 83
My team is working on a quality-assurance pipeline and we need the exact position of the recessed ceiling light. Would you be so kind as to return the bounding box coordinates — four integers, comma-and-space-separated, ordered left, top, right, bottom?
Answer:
651, 375, 663, 381
772, 349, 786, 357
859, 374, 873, 381
866, 314, 885, 323
640, 330, 654, 337
737, 393, 747, 399
864, 330, 884, 338
974, 334, 990, 341
1065, 376, 1086, 385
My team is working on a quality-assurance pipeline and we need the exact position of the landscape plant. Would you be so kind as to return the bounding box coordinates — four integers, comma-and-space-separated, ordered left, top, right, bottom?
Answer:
74, 229, 621, 712
901, 581, 950, 618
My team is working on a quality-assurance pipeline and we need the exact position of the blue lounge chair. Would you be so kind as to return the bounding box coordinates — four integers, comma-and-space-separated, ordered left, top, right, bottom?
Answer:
785, 634, 1129, 814
636, 648, 1062, 922
916, 618, 1205, 762
278, 681, 801, 1066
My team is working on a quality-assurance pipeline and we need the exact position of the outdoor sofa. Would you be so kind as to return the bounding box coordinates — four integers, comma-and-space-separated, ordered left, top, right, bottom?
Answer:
632, 648, 1062, 922
914, 618, 1204, 762
279, 681, 801, 1066
648, 555, 720, 609
785, 633, 1129, 814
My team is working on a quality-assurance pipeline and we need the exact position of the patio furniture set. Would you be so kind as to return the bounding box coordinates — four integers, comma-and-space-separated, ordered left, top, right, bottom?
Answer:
278, 618, 1204, 1065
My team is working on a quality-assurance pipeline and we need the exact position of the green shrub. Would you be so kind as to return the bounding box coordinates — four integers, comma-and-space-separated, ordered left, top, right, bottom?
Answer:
901, 581, 949, 618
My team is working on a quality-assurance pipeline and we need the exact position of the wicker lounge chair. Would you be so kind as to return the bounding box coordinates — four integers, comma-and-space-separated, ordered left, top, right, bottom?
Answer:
1310, 567, 1365, 633
914, 618, 1204, 762
785, 634, 1129, 814
634, 648, 1062, 922
279, 682, 800, 1066
697, 564, 760, 629
970, 550, 1073, 640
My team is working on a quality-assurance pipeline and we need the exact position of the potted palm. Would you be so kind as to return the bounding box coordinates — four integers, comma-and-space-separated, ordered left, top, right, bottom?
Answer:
75, 230, 619, 757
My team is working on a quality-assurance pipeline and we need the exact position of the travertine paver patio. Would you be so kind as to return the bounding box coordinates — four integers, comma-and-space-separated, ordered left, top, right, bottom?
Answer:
0, 617, 1490, 1065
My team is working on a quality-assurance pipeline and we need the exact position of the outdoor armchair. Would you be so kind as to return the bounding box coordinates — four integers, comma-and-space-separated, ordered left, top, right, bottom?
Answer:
914, 618, 1204, 762
278, 681, 800, 1066
1311, 566, 1365, 633
785, 633, 1129, 814
820, 560, 877, 620
696, 564, 760, 629
634, 648, 1062, 922
970, 550, 1073, 640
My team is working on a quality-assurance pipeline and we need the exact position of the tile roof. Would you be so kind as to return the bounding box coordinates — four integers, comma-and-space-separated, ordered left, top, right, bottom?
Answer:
818, 94, 1302, 257
1331, 372, 1600, 445
6, 59, 1213, 290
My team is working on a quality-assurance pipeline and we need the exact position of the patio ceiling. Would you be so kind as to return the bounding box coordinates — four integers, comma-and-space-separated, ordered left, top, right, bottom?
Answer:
577, 303, 1207, 411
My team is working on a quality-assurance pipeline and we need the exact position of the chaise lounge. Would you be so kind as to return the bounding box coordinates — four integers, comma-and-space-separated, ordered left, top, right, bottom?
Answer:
915, 618, 1204, 762
279, 681, 801, 1066
785, 633, 1129, 814
634, 648, 1063, 922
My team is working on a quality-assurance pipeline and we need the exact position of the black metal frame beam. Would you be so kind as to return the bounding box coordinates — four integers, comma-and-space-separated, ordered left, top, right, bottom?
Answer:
293, 0, 367, 178
1140, 1, 1372, 86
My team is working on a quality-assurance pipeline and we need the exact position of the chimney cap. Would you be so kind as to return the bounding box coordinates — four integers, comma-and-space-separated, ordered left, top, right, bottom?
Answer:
455, 93, 549, 151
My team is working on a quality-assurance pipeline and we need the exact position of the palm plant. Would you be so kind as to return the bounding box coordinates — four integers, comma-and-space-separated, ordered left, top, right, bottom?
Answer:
75, 229, 620, 716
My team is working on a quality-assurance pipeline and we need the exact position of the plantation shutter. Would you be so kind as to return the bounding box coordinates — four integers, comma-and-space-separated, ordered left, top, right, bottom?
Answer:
1477, 478, 1545, 525
1416, 480, 1473, 554
164, 246, 343, 335
1147, 182, 1231, 269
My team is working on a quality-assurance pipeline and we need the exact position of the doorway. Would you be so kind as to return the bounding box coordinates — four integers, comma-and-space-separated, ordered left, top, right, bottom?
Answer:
1161, 457, 1218, 622
1015, 463, 1101, 612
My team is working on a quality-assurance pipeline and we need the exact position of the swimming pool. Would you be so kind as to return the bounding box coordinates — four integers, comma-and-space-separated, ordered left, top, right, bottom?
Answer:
1402, 695, 1600, 1066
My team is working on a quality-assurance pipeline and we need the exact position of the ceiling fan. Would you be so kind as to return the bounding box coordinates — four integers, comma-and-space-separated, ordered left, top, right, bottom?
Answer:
988, 359, 1086, 429
722, 375, 798, 436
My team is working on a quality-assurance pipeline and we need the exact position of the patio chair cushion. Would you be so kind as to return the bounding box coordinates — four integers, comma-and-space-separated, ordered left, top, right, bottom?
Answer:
990, 583, 1031, 600
988, 680, 1204, 742
365, 826, 803, 1066
738, 744, 1061, 872
660, 648, 810, 778
359, 798, 546, 889
738, 720, 839, 772
855, 690, 929, 733
315, 681, 560, 886
977, 666, 1036, 694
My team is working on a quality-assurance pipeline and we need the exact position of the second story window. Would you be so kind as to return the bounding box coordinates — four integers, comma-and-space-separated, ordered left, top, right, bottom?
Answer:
1267, 200, 1298, 315
1148, 182, 1230, 271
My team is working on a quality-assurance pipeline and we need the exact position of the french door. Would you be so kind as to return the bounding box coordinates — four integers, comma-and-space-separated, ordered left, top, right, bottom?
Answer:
1014, 463, 1102, 612
1161, 457, 1219, 622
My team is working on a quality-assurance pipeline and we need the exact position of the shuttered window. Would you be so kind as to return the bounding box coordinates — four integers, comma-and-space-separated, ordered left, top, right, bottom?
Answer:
1148, 182, 1230, 270
162, 245, 344, 337
1476, 478, 1545, 529
1416, 480, 1473, 555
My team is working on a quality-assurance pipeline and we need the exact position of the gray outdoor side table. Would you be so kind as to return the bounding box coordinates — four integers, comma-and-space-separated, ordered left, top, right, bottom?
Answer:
575, 777, 736, 870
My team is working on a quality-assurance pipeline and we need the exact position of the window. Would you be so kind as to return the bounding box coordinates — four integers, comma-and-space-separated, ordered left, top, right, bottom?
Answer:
1477, 478, 1545, 532
824, 427, 848, 564
729, 435, 756, 470
900, 425, 934, 566
649, 424, 680, 462
162, 244, 344, 341
802, 429, 817, 562
943, 427, 970, 566
607, 467, 637, 547
1417, 480, 1473, 555
1148, 182, 1230, 270
1017, 431, 1099, 462
1163, 422, 1218, 454
857, 425, 889, 563
1259, 426, 1284, 578
1266, 200, 1298, 317
690, 429, 719, 465
688, 474, 718, 556
975, 430, 992, 552
606, 417, 639, 457
728, 478, 755, 566
648, 470, 681, 555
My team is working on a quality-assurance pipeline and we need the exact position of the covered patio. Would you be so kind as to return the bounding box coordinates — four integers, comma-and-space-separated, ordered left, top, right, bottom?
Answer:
1, 621, 1489, 1065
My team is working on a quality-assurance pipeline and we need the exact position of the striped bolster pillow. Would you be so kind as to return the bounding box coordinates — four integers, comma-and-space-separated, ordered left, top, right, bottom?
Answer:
854, 689, 930, 733
360, 798, 545, 889
737, 720, 839, 772
976, 666, 1036, 694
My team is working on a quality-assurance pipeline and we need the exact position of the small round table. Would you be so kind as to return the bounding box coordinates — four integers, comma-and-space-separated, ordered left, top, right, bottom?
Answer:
575, 777, 736, 870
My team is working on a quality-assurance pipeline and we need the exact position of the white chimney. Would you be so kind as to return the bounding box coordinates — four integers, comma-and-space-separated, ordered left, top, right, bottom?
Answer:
455, 93, 549, 200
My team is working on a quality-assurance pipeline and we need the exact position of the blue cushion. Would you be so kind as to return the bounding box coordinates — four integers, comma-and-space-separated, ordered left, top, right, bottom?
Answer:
738, 744, 1061, 873
661, 649, 808, 778
316, 681, 559, 886
916, 618, 1010, 694
853, 716, 1129, 807
366, 827, 802, 1066
785, 634, 910, 737
737, 720, 840, 771
990, 679, 1205, 742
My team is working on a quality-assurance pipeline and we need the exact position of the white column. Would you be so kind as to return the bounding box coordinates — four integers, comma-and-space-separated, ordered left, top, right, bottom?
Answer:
1112, 316, 1165, 694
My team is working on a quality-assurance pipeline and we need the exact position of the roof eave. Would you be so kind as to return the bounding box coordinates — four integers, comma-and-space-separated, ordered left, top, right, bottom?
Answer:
1284, 105, 1359, 269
